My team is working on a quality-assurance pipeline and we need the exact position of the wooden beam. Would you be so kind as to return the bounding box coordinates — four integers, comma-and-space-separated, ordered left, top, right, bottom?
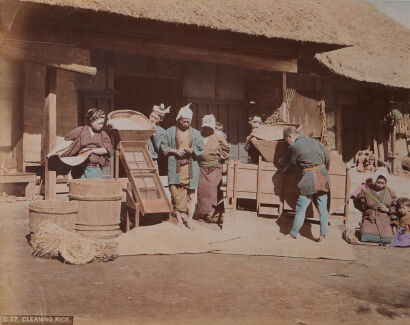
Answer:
30, 29, 297, 73
0, 38, 96, 75
140, 42, 298, 73
44, 66, 57, 200
0, 0, 24, 32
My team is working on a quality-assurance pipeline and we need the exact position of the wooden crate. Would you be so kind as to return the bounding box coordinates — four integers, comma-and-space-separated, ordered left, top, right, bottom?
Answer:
226, 144, 350, 223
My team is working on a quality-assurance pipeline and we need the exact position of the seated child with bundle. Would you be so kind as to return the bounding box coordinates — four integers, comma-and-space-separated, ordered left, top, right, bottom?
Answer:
391, 197, 410, 247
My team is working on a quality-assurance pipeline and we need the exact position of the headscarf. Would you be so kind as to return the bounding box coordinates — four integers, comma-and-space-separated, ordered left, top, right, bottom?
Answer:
153, 103, 171, 117
248, 116, 262, 124
176, 103, 193, 120
372, 167, 390, 184
86, 108, 105, 123
202, 114, 216, 130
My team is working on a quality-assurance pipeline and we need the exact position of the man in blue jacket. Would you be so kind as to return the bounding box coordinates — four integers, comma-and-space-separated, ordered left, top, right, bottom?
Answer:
278, 127, 330, 242
161, 103, 204, 229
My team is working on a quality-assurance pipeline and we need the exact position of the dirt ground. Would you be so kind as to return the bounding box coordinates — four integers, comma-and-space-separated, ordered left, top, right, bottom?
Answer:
1, 198, 409, 325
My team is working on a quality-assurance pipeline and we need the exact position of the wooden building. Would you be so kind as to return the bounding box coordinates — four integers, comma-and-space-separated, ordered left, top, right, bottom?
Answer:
0, 0, 409, 196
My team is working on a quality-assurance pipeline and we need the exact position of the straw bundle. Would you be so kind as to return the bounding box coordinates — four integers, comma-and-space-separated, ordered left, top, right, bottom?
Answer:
30, 222, 119, 264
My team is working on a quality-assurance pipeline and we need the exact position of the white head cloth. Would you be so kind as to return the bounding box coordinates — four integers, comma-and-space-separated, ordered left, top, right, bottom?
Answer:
176, 103, 193, 120
153, 103, 170, 115
202, 114, 216, 130
372, 167, 390, 184
249, 116, 262, 124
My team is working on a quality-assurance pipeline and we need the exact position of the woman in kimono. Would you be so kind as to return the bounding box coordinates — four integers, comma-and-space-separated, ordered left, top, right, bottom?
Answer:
354, 169, 397, 244
61, 108, 114, 179
147, 104, 169, 169
197, 114, 230, 222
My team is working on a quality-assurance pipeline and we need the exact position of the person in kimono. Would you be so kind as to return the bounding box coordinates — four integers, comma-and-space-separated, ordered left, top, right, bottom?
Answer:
391, 197, 410, 247
61, 108, 114, 179
244, 115, 263, 163
215, 121, 228, 141
161, 103, 204, 229
353, 169, 397, 244
197, 115, 230, 223
277, 126, 330, 242
147, 103, 170, 169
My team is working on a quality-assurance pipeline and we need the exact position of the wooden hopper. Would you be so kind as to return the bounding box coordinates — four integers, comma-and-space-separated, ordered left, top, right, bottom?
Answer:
250, 123, 299, 163
107, 110, 172, 225
107, 110, 155, 144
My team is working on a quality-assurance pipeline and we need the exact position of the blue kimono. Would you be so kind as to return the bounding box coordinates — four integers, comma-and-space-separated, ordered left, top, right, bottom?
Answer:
147, 125, 166, 167
161, 126, 204, 189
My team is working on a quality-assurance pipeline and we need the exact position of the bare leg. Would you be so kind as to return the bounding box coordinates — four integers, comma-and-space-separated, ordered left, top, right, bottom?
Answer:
186, 191, 197, 230
175, 210, 183, 227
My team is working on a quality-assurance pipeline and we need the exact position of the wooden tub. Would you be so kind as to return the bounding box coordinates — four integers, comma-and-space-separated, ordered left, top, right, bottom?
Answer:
68, 179, 123, 239
29, 200, 78, 233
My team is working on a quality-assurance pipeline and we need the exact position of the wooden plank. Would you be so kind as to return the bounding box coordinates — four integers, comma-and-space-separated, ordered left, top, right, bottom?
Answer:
225, 160, 236, 210
0, 173, 36, 183
0, 39, 96, 75
208, 103, 219, 121
279, 72, 287, 121
238, 104, 250, 162
336, 104, 343, 155
44, 66, 57, 200
344, 168, 351, 225
229, 105, 239, 160
197, 103, 208, 127
391, 126, 396, 174
376, 125, 385, 161
218, 104, 229, 138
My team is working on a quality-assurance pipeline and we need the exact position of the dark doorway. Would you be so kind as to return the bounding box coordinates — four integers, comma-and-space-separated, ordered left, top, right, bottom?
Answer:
114, 75, 182, 130
114, 75, 182, 175
342, 105, 358, 161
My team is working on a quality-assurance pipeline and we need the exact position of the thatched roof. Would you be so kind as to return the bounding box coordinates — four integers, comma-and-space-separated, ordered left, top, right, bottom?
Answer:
19, 0, 410, 89
314, 1, 410, 89
19, 0, 353, 46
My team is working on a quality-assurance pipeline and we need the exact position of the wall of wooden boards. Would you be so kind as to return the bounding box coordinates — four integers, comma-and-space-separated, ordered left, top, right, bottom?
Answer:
23, 62, 78, 164
0, 58, 24, 170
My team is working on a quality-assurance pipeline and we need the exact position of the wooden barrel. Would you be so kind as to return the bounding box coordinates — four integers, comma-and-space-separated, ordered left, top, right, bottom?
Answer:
68, 179, 123, 239
29, 200, 78, 233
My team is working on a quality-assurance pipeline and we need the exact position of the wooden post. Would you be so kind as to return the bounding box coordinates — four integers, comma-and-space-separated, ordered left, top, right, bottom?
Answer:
336, 105, 343, 156
280, 72, 287, 121
391, 126, 396, 174
44, 66, 57, 200
344, 168, 351, 225
376, 123, 384, 162
373, 136, 379, 166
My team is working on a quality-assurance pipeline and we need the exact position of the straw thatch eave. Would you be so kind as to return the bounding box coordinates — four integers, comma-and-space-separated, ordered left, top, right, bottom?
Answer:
314, 1, 410, 89
13, 0, 410, 89
17, 0, 353, 47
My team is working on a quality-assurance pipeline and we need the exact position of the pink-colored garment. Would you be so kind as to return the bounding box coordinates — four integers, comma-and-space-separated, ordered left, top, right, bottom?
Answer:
62, 126, 114, 167
351, 179, 372, 198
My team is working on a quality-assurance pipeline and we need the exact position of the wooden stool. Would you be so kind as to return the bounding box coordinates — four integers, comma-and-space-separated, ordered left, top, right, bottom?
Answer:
0, 172, 37, 200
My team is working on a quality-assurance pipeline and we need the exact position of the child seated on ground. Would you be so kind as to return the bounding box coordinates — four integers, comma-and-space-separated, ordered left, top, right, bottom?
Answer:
391, 197, 410, 247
